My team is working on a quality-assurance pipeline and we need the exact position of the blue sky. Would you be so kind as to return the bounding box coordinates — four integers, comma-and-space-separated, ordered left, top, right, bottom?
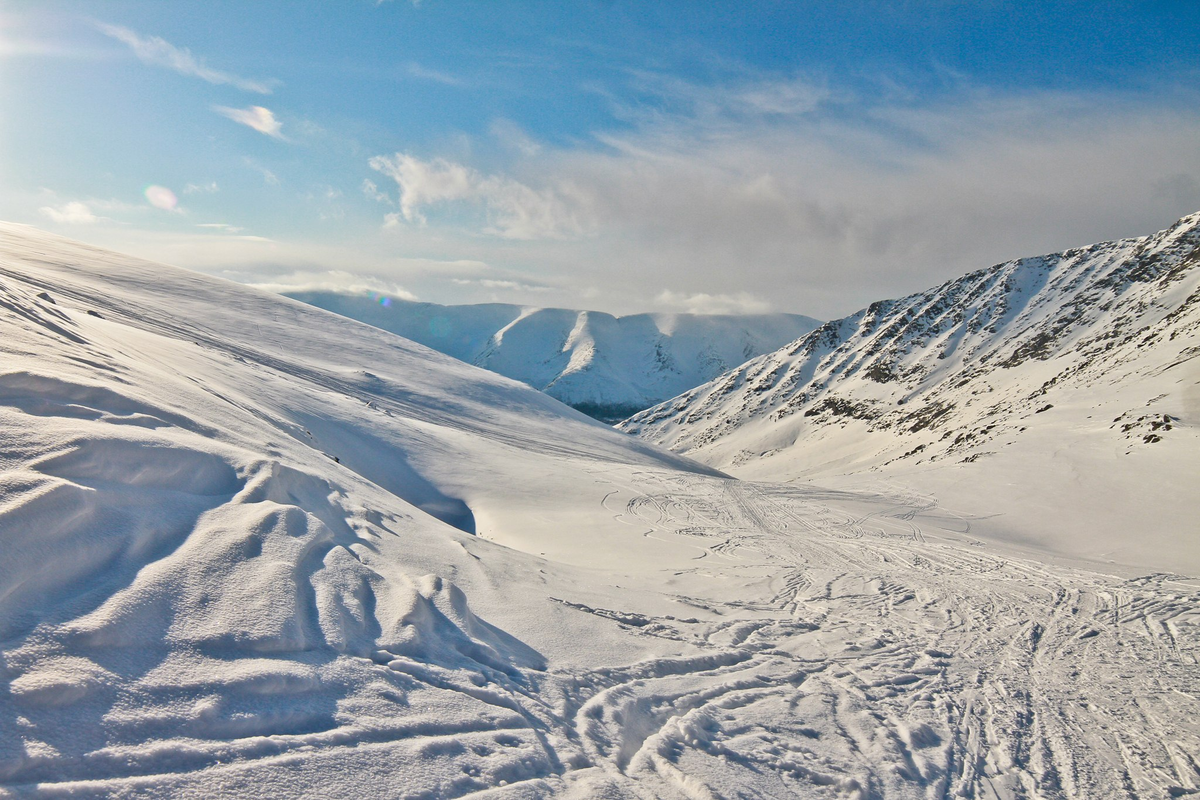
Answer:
3, 1, 1200, 318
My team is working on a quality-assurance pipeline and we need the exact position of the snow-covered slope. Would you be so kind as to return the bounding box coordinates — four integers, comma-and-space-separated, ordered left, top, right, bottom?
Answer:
623, 213, 1200, 572
2, 223, 1198, 799
285, 292, 819, 421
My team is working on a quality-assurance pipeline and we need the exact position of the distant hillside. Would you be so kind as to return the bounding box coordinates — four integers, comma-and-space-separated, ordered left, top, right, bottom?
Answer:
284, 293, 820, 422
623, 212, 1200, 570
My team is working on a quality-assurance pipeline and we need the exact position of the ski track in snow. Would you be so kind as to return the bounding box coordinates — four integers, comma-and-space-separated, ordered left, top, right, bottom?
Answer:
17, 476, 1195, 799
0, 223, 1197, 799
558, 478, 1200, 800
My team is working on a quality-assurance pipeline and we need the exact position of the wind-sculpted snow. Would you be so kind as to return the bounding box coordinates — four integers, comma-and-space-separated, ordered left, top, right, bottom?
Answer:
623, 212, 1200, 574
1, 223, 1198, 798
286, 292, 819, 422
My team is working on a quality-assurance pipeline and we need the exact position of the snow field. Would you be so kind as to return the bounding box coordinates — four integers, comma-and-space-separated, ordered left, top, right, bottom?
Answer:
0, 223, 1197, 798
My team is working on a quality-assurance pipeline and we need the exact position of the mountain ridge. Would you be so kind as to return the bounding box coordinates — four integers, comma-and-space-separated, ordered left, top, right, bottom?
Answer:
621, 212, 1200, 571
285, 292, 820, 422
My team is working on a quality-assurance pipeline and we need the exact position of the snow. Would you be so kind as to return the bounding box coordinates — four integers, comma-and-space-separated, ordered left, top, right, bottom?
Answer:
1, 221, 1198, 798
624, 212, 1200, 576
284, 292, 820, 421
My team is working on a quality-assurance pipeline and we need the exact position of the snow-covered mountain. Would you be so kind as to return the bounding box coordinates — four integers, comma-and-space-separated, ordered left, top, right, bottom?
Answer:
285, 292, 819, 421
623, 212, 1200, 570
2, 222, 1198, 799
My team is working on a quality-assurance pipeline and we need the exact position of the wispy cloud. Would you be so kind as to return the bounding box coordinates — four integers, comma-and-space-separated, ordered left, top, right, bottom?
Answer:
214, 105, 284, 138
369, 153, 592, 239
608, 71, 832, 133
96, 22, 277, 94
243, 158, 281, 185
184, 182, 219, 194
451, 277, 551, 292
490, 119, 542, 157
249, 270, 418, 300
361, 178, 393, 205
39, 201, 97, 224
655, 290, 770, 315
406, 62, 462, 86
196, 222, 244, 233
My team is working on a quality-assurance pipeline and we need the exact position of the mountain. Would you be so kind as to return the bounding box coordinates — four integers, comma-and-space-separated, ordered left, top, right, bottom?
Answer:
284, 292, 819, 422
622, 212, 1200, 572
2, 222, 1197, 799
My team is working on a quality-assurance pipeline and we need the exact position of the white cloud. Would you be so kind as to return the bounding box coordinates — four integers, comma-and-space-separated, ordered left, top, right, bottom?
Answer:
362, 179, 393, 205
369, 154, 473, 224
214, 105, 284, 139
248, 270, 418, 300
368, 152, 592, 239
184, 182, 219, 194
96, 23, 276, 94
196, 222, 244, 233
39, 201, 97, 224
655, 290, 770, 315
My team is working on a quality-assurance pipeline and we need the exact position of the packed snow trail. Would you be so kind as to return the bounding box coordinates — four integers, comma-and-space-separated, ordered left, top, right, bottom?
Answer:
561, 478, 1200, 799
0, 223, 1196, 798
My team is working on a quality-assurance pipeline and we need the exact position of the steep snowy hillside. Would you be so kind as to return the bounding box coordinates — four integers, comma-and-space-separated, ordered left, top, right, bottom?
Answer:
623, 213, 1200, 572
2, 223, 1198, 799
285, 292, 819, 422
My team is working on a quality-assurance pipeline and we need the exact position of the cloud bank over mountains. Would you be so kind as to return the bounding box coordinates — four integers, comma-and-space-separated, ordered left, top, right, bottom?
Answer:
365, 82, 1200, 317
7, 5, 1200, 318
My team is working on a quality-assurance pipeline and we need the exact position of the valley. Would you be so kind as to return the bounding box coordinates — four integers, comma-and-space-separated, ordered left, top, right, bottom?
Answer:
0, 220, 1195, 798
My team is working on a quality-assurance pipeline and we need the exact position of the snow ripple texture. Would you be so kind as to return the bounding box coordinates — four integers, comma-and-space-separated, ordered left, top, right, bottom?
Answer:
0, 222, 1197, 799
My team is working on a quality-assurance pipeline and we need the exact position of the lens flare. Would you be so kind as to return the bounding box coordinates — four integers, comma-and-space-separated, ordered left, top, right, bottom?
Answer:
144, 185, 178, 212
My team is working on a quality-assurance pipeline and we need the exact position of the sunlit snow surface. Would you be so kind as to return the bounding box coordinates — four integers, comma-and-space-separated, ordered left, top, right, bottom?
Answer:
0, 222, 1197, 798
